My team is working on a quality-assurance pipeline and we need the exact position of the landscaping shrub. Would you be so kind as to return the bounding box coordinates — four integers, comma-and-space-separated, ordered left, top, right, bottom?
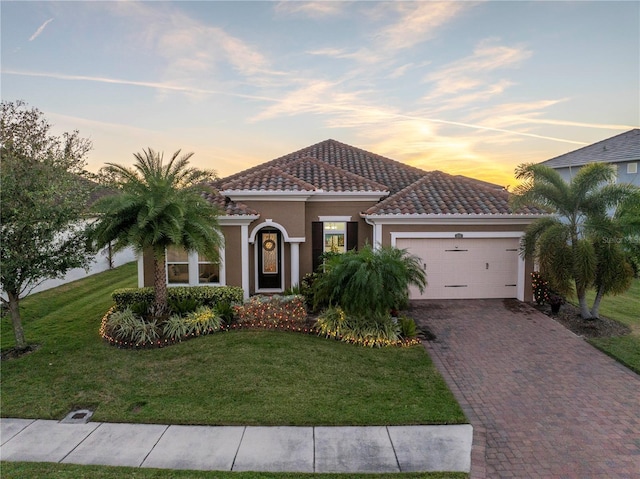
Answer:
112, 286, 244, 312
214, 301, 237, 325
313, 244, 426, 316
398, 315, 418, 339
531, 271, 551, 305
163, 306, 222, 340
315, 306, 418, 348
235, 295, 307, 325
103, 307, 161, 347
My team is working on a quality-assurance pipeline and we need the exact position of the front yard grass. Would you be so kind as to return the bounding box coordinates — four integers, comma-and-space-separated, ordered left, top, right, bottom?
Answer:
579, 278, 640, 374
0, 463, 467, 479
1, 262, 465, 426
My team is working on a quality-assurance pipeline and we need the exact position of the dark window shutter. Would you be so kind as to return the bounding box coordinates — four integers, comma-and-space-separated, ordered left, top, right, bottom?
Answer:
312, 222, 323, 272
347, 221, 358, 251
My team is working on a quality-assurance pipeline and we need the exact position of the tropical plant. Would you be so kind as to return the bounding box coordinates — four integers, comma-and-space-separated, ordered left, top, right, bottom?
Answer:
0, 100, 95, 350
398, 316, 418, 339
314, 307, 402, 347
89, 149, 222, 315
512, 162, 638, 319
313, 244, 426, 317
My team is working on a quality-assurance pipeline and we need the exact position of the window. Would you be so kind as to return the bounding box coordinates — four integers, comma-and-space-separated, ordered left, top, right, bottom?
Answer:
167, 247, 189, 284
628, 163, 638, 174
324, 222, 346, 253
198, 253, 219, 284
167, 247, 222, 285
312, 220, 358, 272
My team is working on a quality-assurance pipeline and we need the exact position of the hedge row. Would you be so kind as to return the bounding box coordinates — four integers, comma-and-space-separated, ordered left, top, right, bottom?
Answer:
112, 286, 244, 311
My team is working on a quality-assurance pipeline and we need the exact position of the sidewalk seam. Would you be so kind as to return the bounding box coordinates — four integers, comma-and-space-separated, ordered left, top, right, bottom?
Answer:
0, 418, 36, 446
230, 426, 246, 471
139, 424, 170, 467
385, 426, 402, 472
59, 421, 102, 464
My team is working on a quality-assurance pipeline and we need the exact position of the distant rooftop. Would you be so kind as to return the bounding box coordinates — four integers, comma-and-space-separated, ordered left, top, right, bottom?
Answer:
540, 129, 640, 168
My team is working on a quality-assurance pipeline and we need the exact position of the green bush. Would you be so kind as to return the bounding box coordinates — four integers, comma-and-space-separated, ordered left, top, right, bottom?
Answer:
315, 307, 402, 347
104, 307, 161, 346
313, 244, 426, 316
112, 286, 244, 311
398, 316, 417, 339
163, 306, 222, 340
235, 295, 307, 324
214, 301, 236, 325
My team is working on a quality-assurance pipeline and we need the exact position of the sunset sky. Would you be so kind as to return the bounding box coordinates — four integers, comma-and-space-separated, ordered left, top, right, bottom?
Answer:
2, 1, 638, 188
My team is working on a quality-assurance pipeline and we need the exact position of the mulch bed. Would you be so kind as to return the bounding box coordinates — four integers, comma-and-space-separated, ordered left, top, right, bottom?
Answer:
532, 302, 631, 339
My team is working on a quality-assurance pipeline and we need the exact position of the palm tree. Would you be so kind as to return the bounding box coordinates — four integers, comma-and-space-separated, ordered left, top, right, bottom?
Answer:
313, 244, 426, 317
89, 148, 221, 314
512, 162, 637, 319
587, 191, 640, 318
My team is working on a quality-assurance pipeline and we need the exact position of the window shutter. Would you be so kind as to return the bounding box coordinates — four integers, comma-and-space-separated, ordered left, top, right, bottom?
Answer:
312, 222, 323, 272
347, 222, 358, 251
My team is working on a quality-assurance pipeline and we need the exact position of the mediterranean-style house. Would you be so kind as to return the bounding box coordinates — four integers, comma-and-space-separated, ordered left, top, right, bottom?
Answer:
139, 139, 546, 301
540, 128, 640, 186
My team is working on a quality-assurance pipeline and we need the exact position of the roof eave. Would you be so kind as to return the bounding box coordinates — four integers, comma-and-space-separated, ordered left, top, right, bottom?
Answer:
361, 213, 549, 225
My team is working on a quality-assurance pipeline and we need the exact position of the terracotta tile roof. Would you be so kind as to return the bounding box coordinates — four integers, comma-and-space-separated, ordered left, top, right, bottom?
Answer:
365, 171, 545, 216
201, 190, 259, 216
279, 157, 388, 192
216, 139, 424, 195
540, 129, 640, 168
211, 139, 545, 218
222, 166, 317, 192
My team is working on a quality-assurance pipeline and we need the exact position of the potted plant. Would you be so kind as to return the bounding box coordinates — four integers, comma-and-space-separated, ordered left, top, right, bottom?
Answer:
548, 294, 564, 314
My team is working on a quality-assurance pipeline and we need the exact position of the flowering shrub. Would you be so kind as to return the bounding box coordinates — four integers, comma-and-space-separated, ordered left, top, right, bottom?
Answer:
235, 295, 307, 325
531, 272, 551, 305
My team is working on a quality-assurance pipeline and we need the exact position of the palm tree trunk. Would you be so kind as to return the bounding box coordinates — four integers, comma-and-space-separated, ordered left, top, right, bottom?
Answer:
153, 253, 168, 312
590, 285, 605, 320
576, 289, 592, 320
7, 291, 27, 350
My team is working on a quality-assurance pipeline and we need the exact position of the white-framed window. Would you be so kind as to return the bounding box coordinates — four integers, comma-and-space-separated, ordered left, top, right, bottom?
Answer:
627, 162, 638, 174
167, 246, 189, 284
198, 253, 220, 284
324, 221, 346, 253
166, 246, 223, 286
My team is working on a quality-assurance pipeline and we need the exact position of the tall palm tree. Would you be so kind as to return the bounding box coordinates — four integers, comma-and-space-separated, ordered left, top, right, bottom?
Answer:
89, 148, 221, 314
512, 163, 637, 319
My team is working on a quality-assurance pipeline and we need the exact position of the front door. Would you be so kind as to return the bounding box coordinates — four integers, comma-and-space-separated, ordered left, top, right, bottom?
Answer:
257, 229, 282, 290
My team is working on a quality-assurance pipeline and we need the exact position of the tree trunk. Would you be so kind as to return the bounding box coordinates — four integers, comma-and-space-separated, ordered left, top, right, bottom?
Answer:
7, 290, 27, 350
153, 253, 168, 312
590, 285, 605, 320
576, 290, 592, 319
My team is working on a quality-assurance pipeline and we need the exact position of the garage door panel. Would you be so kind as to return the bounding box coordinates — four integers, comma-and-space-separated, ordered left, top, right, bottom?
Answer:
397, 237, 519, 300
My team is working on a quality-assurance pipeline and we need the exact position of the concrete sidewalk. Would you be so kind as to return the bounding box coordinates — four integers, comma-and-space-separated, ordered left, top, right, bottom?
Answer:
0, 418, 472, 473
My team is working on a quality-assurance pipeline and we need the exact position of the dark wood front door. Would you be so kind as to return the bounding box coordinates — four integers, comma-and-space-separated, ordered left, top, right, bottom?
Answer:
257, 229, 282, 290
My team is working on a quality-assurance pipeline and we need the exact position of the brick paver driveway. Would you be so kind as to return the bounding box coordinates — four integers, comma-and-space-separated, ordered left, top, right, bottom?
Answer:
412, 299, 640, 479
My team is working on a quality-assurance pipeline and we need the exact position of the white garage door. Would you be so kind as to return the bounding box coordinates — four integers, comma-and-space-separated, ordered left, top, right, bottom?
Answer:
397, 237, 520, 300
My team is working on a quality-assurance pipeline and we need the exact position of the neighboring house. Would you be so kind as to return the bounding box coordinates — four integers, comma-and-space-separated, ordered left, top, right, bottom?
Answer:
539, 128, 640, 186
139, 139, 546, 301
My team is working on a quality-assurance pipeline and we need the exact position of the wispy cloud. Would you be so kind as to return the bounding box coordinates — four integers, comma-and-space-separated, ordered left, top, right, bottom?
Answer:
274, 1, 345, 18
375, 2, 471, 51
29, 18, 54, 41
5, 68, 593, 147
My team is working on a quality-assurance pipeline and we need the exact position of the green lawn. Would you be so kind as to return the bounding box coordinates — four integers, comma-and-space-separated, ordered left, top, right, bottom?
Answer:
0, 463, 467, 479
1, 262, 465, 426
580, 278, 640, 374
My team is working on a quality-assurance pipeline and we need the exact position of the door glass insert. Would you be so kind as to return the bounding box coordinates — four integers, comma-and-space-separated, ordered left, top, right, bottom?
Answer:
262, 232, 278, 274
